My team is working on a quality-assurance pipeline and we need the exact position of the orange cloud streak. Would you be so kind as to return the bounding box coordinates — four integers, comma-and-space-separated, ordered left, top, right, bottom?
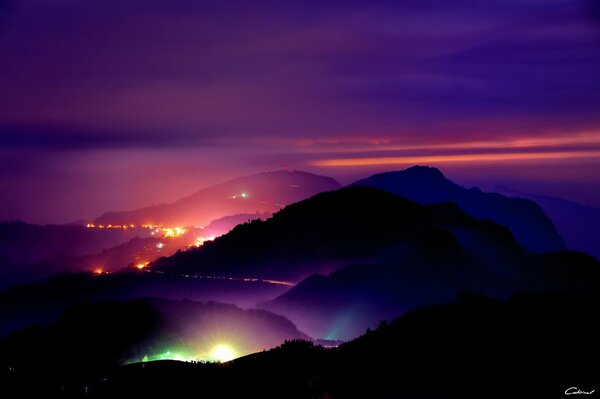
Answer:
310, 150, 600, 167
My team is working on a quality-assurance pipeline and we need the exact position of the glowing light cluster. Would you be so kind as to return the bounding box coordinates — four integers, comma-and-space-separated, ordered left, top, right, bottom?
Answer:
163, 226, 186, 238
231, 192, 249, 199
209, 344, 237, 362
85, 223, 189, 239
136, 261, 149, 270
191, 236, 216, 248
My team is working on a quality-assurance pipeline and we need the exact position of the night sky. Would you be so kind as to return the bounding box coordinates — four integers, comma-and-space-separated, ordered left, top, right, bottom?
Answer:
2, 0, 600, 223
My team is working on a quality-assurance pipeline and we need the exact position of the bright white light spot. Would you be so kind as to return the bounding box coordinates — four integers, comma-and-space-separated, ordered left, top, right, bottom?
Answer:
156, 242, 164, 249
210, 344, 236, 362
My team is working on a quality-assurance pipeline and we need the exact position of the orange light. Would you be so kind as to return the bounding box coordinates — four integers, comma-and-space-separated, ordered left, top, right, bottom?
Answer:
136, 262, 149, 270
192, 236, 216, 248
94, 268, 104, 275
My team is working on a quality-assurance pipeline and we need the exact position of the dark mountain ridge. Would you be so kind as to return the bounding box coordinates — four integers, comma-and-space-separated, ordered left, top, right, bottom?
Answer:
353, 166, 565, 252
151, 185, 524, 282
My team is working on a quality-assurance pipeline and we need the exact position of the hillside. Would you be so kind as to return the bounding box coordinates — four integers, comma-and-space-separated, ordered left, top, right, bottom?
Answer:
151, 185, 522, 282
95, 171, 341, 227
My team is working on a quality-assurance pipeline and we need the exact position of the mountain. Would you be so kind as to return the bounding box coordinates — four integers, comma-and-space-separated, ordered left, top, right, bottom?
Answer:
495, 185, 600, 259
7, 292, 598, 398
353, 166, 565, 253
94, 171, 341, 227
151, 185, 525, 282
262, 244, 600, 339
150, 184, 599, 339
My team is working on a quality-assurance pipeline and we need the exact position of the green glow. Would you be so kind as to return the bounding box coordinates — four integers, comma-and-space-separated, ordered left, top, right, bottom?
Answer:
240, 192, 248, 198
325, 307, 360, 340
129, 349, 194, 364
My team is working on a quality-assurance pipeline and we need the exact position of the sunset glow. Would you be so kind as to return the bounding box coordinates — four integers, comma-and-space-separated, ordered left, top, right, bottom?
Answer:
311, 150, 600, 168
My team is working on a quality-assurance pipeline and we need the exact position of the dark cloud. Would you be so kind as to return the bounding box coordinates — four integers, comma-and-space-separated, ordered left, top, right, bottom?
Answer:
0, 125, 225, 150
0, 0, 15, 29
583, 0, 600, 24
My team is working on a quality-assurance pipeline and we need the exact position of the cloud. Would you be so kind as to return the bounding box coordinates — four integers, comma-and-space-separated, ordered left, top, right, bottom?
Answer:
0, 125, 227, 151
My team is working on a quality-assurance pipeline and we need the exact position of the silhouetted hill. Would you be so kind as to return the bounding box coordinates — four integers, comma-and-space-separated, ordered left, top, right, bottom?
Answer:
94, 171, 341, 227
495, 185, 600, 259
8, 292, 597, 398
353, 166, 565, 252
202, 212, 271, 238
152, 185, 529, 282
0, 298, 311, 396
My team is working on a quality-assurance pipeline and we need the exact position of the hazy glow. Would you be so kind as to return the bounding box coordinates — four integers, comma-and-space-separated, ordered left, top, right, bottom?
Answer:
139, 350, 194, 363
136, 262, 149, 270
192, 236, 216, 248
163, 227, 186, 238
209, 344, 237, 362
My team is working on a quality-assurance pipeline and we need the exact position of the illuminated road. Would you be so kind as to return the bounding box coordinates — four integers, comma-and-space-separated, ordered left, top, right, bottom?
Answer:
142, 269, 294, 287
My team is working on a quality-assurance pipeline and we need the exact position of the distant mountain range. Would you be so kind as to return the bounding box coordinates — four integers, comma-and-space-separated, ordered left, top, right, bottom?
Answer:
150, 185, 598, 339
494, 185, 600, 259
95, 171, 341, 227
353, 166, 565, 253
152, 185, 523, 282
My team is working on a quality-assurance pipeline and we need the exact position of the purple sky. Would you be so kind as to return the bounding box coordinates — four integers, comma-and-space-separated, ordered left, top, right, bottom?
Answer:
2, 0, 600, 223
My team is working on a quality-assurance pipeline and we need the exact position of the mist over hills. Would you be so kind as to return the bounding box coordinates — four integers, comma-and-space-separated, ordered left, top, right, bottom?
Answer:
263, 238, 599, 339
95, 171, 341, 227
495, 185, 600, 259
353, 166, 565, 253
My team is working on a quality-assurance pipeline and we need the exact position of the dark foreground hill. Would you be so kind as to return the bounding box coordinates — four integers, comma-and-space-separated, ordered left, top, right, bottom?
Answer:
4, 292, 598, 398
354, 166, 565, 252
0, 298, 311, 395
95, 170, 341, 227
